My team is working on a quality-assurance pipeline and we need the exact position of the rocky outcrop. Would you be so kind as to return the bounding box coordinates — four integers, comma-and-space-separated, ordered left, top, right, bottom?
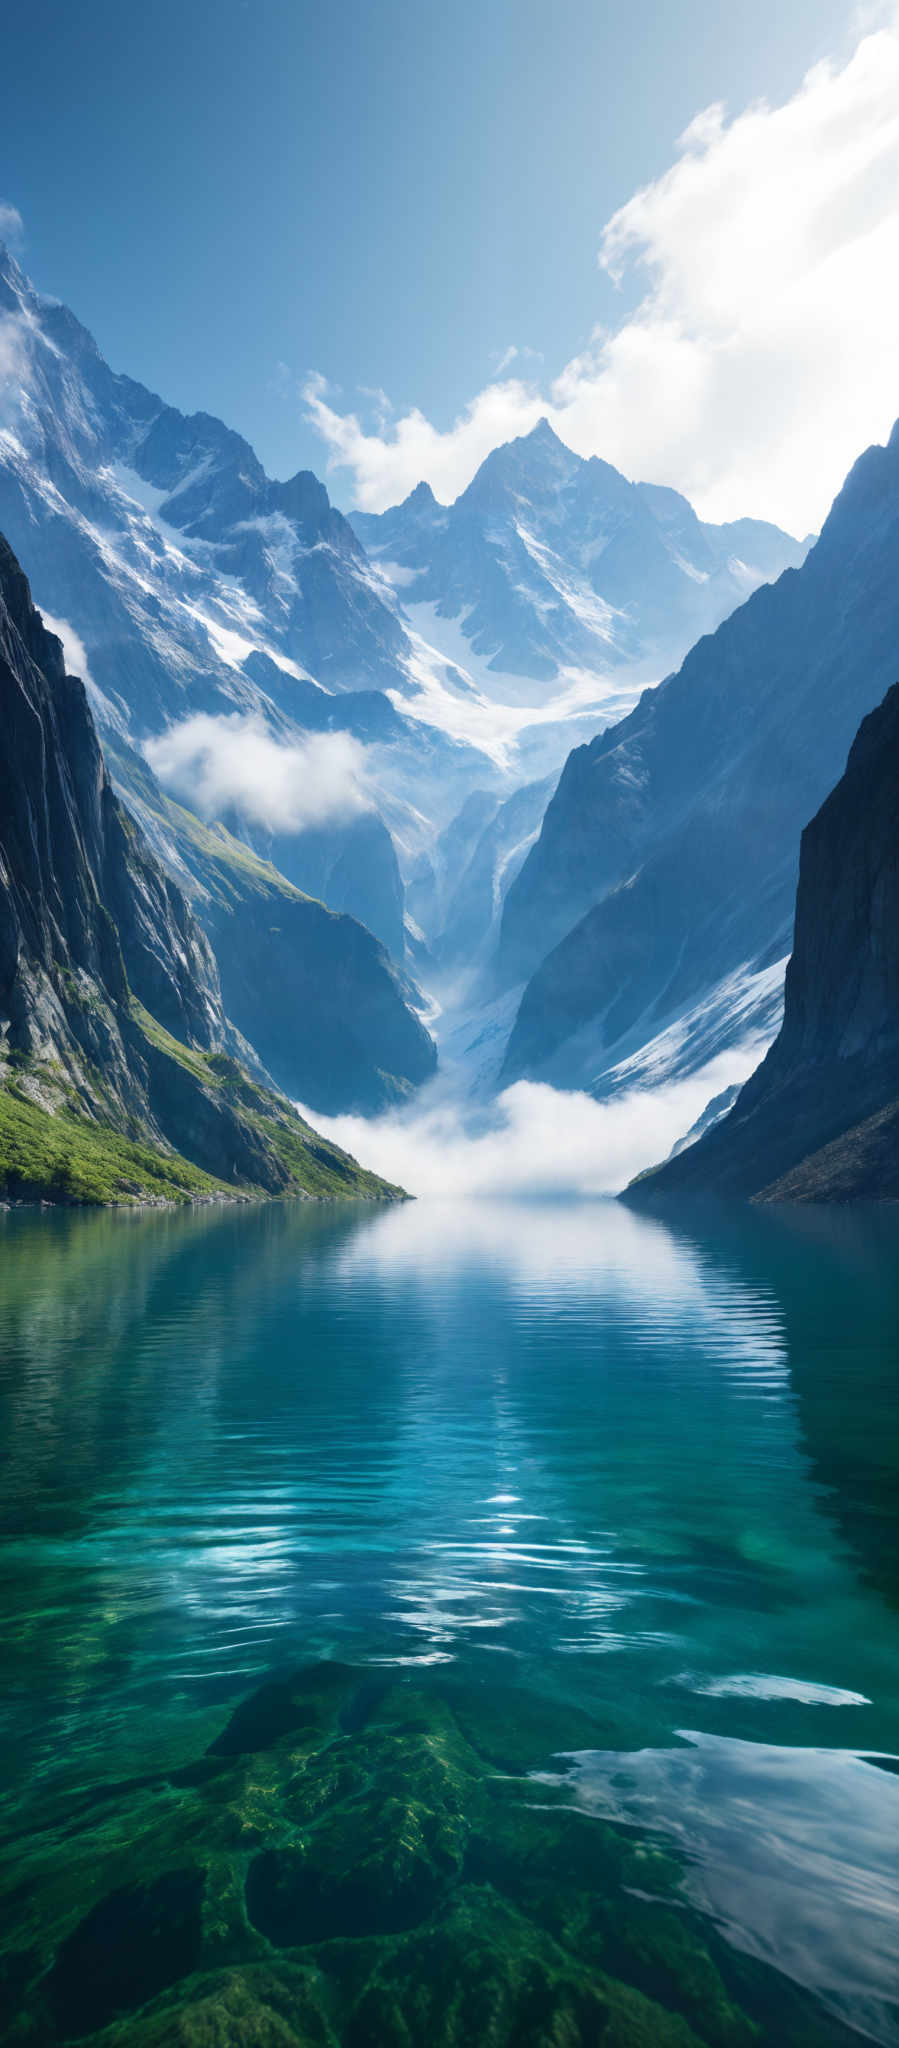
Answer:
499, 419, 899, 1093
0, 536, 402, 1202
435, 775, 557, 971
628, 683, 899, 1202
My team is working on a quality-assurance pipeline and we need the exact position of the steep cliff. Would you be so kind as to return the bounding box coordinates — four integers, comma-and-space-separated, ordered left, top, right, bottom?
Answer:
498, 419, 899, 1095
629, 683, 899, 1202
0, 537, 401, 1203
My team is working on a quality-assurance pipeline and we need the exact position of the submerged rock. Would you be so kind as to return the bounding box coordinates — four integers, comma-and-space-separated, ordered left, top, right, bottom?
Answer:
0, 1662, 864, 2048
49, 1869, 205, 2037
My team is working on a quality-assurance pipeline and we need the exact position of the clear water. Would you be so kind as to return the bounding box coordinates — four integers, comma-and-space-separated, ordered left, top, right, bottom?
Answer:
1, 1196, 897, 2046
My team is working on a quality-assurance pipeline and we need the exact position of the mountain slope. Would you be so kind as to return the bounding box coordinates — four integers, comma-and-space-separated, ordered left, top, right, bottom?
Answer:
628, 682, 899, 1201
353, 419, 806, 698
98, 733, 437, 1116
0, 246, 407, 723
0, 535, 402, 1203
432, 775, 556, 973
0, 241, 496, 969
498, 418, 899, 1092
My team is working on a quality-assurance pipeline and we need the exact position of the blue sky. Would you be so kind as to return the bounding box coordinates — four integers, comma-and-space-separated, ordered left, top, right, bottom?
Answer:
2, 0, 897, 528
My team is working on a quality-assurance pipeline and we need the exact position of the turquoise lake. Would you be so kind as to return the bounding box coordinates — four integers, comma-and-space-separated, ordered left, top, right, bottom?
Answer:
1, 1195, 897, 2047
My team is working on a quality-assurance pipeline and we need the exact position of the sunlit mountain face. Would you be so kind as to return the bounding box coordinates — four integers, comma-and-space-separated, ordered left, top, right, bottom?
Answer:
0, 244, 806, 980
353, 416, 806, 700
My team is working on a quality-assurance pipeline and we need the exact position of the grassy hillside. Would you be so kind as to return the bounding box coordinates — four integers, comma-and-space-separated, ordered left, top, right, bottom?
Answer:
0, 1012, 404, 1209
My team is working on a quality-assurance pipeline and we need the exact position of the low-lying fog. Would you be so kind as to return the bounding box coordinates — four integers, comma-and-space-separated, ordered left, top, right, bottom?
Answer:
300, 1048, 759, 1200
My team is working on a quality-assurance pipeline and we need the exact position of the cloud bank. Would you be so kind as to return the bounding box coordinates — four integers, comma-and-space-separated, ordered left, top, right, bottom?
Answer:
40, 613, 96, 689
144, 712, 370, 834
306, 22, 899, 533
0, 201, 24, 251
299, 1050, 758, 1200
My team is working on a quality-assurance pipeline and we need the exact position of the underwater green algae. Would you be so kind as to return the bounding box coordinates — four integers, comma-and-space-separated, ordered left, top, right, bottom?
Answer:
0, 1662, 864, 2048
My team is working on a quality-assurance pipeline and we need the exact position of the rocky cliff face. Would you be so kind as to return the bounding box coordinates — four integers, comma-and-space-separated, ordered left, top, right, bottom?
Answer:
0, 535, 219, 1089
0, 536, 401, 1202
498, 419, 899, 1093
207, 870, 436, 1116
629, 683, 899, 1202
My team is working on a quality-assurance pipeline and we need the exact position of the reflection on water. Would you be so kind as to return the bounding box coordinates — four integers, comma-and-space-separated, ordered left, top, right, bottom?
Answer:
540, 1735, 899, 2046
0, 1195, 897, 2043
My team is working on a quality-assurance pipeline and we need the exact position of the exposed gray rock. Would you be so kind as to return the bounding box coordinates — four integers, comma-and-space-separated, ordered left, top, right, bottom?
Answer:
0, 535, 404, 1198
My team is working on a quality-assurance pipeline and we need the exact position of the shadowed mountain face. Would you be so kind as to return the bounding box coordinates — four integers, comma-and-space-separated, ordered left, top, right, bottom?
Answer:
628, 682, 899, 1202
0, 534, 223, 1095
92, 731, 436, 1117
232, 808, 406, 963
497, 418, 899, 1095
0, 533, 409, 1199
352, 419, 806, 692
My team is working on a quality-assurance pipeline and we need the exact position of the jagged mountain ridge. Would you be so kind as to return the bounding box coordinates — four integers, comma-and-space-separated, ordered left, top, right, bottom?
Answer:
0, 241, 497, 969
0, 244, 406, 718
629, 682, 899, 1201
0, 534, 402, 1200
352, 418, 807, 696
0, 242, 813, 986
497, 418, 899, 1098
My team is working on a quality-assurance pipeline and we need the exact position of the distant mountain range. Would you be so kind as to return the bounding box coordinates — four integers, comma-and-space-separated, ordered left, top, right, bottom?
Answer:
0, 241, 490, 970
0, 243, 808, 982
629, 680, 899, 1201
352, 417, 808, 697
6, 235, 892, 1203
495, 418, 899, 1108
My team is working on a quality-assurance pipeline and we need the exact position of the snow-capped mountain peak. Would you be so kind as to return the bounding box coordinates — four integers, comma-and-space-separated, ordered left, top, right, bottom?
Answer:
351, 418, 809, 695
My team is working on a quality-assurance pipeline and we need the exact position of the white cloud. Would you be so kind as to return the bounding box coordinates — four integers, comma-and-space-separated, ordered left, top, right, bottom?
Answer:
0, 201, 24, 251
144, 712, 371, 834
304, 369, 547, 513
306, 22, 899, 533
299, 1047, 758, 1200
0, 313, 31, 413
40, 613, 95, 688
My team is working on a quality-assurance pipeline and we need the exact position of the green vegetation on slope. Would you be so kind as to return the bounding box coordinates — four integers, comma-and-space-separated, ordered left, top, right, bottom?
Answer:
102, 741, 325, 917
0, 1087, 226, 1206
0, 1013, 404, 1209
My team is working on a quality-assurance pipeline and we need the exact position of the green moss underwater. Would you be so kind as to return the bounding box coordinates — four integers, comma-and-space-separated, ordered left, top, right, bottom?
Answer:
0, 1661, 861, 2048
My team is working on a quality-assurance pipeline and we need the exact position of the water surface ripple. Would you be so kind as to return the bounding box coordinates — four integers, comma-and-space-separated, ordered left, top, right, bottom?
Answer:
1, 1196, 897, 2045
